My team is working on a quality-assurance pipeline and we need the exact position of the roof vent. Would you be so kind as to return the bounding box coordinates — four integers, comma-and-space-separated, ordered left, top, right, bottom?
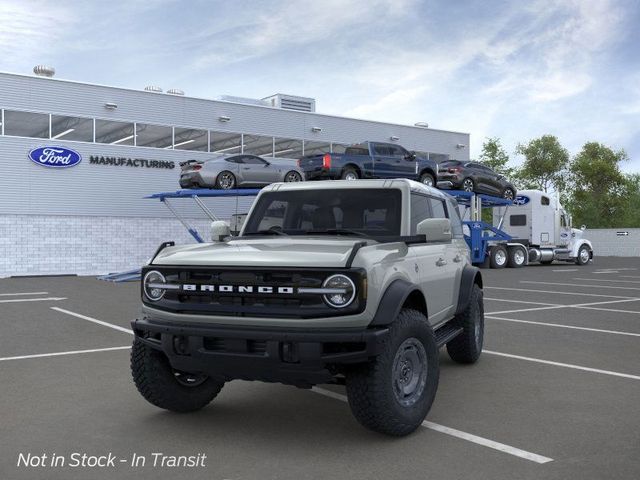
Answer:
262, 94, 316, 112
33, 65, 55, 77
217, 95, 270, 107
167, 88, 185, 96
144, 85, 163, 93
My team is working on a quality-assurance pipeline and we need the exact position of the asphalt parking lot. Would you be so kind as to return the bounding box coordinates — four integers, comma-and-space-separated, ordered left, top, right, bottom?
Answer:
1, 257, 639, 480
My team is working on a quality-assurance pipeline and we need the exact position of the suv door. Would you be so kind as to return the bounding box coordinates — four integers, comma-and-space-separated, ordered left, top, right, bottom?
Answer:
410, 194, 459, 324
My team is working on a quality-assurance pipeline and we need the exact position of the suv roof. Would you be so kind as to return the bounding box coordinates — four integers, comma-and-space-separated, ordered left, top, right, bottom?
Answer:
262, 178, 449, 199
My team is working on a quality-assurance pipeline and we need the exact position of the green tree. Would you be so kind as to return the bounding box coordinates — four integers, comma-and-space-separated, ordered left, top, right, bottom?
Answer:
619, 174, 640, 228
515, 135, 569, 193
568, 142, 629, 228
478, 137, 515, 178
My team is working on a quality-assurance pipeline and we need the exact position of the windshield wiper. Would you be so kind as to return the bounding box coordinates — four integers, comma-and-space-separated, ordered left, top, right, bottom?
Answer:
243, 229, 288, 236
305, 228, 371, 238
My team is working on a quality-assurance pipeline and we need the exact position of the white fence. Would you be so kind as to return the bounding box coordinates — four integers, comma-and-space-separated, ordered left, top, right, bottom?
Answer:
586, 228, 640, 257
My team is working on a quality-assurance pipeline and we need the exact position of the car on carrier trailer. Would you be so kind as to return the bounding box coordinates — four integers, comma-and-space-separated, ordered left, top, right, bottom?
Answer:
130, 179, 484, 436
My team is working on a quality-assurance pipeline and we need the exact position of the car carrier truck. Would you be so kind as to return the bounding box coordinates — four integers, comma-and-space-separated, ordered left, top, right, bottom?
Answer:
490, 189, 593, 267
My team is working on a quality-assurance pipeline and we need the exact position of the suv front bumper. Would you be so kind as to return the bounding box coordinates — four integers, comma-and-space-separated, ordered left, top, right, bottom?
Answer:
132, 317, 389, 387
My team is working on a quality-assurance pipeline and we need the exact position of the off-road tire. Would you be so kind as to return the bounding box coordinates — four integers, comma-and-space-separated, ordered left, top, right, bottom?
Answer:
345, 309, 439, 436
489, 245, 508, 269
341, 167, 359, 180
131, 337, 224, 412
447, 284, 484, 364
576, 245, 591, 266
420, 172, 435, 187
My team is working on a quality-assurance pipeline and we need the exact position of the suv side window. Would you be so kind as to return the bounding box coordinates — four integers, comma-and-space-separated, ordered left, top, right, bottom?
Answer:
446, 198, 464, 238
410, 194, 432, 235
388, 145, 407, 158
429, 197, 447, 219
373, 144, 391, 156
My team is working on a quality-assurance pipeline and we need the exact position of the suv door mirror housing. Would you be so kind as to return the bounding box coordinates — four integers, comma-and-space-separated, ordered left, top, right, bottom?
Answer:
405, 152, 416, 161
211, 220, 231, 242
416, 218, 452, 242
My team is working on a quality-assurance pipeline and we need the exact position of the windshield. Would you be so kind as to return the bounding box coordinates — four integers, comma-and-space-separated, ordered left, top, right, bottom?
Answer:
243, 189, 402, 238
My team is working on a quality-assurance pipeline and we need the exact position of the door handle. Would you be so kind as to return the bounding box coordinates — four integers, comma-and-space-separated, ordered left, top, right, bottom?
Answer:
453, 254, 462, 263
436, 258, 447, 267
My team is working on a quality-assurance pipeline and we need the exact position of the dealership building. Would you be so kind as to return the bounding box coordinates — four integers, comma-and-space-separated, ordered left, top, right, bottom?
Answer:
0, 68, 470, 277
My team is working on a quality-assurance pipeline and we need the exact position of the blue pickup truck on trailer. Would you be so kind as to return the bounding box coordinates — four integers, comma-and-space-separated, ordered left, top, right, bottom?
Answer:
298, 141, 439, 187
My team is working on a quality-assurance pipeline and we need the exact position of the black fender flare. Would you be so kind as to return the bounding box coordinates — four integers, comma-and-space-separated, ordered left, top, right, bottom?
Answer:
370, 279, 424, 326
455, 265, 483, 315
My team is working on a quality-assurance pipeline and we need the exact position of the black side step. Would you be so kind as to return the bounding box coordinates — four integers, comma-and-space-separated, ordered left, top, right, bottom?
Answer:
434, 324, 463, 348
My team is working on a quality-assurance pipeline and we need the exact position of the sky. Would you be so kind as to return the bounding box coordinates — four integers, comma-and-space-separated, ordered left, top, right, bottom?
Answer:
1, 0, 639, 172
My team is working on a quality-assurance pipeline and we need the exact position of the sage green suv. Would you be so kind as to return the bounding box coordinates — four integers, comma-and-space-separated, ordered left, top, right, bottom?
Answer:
131, 179, 484, 436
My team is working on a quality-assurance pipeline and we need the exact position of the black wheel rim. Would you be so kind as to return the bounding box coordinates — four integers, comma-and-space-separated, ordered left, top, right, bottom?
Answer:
218, 172, 234, 189
463, 179, 474, 192
173, 370, 208, 387
392, 337, 428, 407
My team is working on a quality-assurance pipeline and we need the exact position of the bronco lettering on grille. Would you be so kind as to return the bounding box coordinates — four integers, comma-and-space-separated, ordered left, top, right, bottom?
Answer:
181, 284, 295, 294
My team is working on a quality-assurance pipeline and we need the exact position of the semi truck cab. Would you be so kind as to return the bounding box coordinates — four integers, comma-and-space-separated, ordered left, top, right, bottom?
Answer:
494, 190, 593, 265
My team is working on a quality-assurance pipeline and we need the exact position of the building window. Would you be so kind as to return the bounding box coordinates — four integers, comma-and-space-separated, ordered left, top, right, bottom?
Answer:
135, 123, 172, 149
51, 115, 93, 142
303, 140, 331, 156
173, 127, 208, 151
210, 131, 242, 154
244, 134, 274, 156
95, 119, 135, 145
4, 110, 49, 138
273, 137, 303, 159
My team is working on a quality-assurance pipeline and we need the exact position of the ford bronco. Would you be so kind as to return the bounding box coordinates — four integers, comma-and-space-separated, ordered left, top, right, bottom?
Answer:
131, 179, 484, 436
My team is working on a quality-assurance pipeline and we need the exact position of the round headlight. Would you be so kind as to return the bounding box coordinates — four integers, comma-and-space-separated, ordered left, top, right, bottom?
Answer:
322, 274, 356, 308
143, 270, 166, 301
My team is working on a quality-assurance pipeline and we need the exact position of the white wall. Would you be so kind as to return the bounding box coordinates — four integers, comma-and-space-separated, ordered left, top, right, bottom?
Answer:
0, 215, 214, 277
586, 228, 640, 257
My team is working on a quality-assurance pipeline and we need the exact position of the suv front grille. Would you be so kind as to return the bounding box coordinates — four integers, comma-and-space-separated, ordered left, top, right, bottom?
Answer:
142, 267, 366, 319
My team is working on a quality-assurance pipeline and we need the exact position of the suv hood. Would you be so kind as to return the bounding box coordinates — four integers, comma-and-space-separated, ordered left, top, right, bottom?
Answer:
152, 237, 366, 268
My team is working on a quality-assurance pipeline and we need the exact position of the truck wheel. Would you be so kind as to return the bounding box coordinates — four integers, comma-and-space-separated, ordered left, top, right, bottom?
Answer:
419, 172, 435, 187
345, 309, 439, 436
489, 245, 507, 269
507, 246, 526, 268
131, 337, 224, 413
341, 167, 359, 181
576, 245, 591, 265
447, 284, 484, 364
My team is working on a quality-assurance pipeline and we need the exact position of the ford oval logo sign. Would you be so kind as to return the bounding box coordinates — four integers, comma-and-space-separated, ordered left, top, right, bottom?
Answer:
513, 195, 530, 206
28, 146, 82, 168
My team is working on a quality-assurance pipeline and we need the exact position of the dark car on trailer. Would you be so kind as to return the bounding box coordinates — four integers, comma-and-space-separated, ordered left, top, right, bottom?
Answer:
437, 160, 516, 199
298, 141, 439, 187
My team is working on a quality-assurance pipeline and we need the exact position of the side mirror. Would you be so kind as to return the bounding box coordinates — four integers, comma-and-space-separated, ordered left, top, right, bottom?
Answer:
416, 218, 452, 242
211, 220, 230, 242
405, 152, 416, 161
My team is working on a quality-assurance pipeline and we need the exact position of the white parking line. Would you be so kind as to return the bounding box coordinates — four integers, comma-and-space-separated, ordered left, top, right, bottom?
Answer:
0, 346, 131, 362
575, 305, 640, 315
573, 278, 640, 284
486, 286, 638, 300
552, 269, 578, 272
486, 298, 640, 316
51, 307, 133, 335
486, 316, 640, 337
621, 275, 640, 279
0, 292, 49, 296
311, 387, 553, 464
0, 297, 67, 304
521, 281, 640, 291
485, 297, 559, 306
484, 350, 640, 381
